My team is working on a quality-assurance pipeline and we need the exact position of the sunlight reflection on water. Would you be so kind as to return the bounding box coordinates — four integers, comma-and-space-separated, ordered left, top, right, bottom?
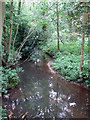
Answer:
3, 60, 90, 119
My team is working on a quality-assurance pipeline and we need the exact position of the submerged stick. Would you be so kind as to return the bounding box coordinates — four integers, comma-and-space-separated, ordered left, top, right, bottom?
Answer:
22, 112, 29, 120
9, 111, 13, 120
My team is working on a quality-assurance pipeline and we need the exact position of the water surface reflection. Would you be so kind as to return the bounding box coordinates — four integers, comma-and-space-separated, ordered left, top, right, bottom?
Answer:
3, 60, 90, 119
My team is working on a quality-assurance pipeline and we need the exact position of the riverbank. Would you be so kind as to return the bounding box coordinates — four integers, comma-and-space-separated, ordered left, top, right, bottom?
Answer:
47, 60, 90, 90
42, 40, 89, 89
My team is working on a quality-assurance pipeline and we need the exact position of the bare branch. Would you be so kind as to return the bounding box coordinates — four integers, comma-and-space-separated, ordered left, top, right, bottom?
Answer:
22, 112, 29, 120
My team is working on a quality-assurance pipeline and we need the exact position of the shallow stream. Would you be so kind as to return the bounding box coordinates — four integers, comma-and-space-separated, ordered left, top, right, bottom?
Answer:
3, 60, 90, 119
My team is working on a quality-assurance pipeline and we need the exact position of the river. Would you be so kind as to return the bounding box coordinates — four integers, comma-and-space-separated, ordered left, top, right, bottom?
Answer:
3, 60, 90, 119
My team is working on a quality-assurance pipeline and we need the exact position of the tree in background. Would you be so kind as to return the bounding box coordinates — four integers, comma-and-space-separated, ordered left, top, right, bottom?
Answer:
56, 2, 60, 50
79, 3, 88, 79
8, 0, 13, 52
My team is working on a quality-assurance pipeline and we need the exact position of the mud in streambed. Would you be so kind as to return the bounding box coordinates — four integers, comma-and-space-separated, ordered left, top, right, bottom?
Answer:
3, 60, 90, 119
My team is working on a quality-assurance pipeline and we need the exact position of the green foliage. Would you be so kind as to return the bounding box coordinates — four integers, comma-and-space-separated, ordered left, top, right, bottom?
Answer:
13, 2, 50, 58
61, 2, 89, 34
42, 38, 88, 55
0, 107, 7, 120
51, 54, 89, 85
2, 67, 23, 89
30, 49, 44, 62
42, 39, 89, 87
1, 58, 23, 119
1, 46, 23, 120
1, 64, 23, 91
1, 1, 89, 119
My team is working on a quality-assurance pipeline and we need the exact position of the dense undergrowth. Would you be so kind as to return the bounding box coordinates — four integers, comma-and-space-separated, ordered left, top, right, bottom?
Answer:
41, 39, 89, 88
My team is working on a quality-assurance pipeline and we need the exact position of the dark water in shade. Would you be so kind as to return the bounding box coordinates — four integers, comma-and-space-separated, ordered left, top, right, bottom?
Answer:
3, 60, 90, 119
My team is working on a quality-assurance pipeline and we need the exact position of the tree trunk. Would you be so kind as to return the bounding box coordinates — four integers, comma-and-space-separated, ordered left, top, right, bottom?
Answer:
56, 2, 60, 50
0, 2, 6, 66
8, 0, 13, 51
18, 0, 21, 15
0, 2, 5, 46
79, 30, 85, 75
79, 3, 87, 77
3, 17, 8, 63
13, 0, 21, 51
69, 19, 73, 40
69, 19, 72, 32
3, 18, 7, 54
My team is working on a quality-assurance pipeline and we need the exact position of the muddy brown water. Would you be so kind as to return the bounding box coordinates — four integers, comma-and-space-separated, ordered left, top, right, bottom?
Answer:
3, 60, 90, 119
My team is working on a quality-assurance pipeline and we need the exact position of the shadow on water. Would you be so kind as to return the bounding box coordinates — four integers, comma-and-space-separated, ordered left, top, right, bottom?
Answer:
3, 60, 90, 119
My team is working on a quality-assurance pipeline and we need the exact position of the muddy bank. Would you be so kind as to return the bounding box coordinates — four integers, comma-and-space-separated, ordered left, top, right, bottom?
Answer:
47, 60, 90, 90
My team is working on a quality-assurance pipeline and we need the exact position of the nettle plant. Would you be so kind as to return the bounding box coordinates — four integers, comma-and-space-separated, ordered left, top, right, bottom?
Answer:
1, 45, 24, 90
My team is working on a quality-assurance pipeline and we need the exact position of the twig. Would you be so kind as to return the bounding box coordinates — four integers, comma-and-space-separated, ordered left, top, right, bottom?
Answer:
22, 112, 29, 120
9, 111, 13, 120
18, 113, 24, 119
12, 24, 19, 51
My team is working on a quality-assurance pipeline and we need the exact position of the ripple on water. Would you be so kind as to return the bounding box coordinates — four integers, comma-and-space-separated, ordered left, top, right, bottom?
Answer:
3, 61, 90, 119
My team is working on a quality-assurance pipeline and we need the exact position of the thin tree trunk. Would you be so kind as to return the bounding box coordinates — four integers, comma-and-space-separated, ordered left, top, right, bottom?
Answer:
2, 2, 5, 26
18, 0, 21, 15
0, 2, 5, 46
56, 2, 60, 50
3, 17, 7, 54
79, 30, 85, 75
2, 3, 8, 65
79, 3, 87, 77
69, 19, 73, 40
13, 0, 21, 51
8, 0, 13, 51
3, 17, 8, 63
